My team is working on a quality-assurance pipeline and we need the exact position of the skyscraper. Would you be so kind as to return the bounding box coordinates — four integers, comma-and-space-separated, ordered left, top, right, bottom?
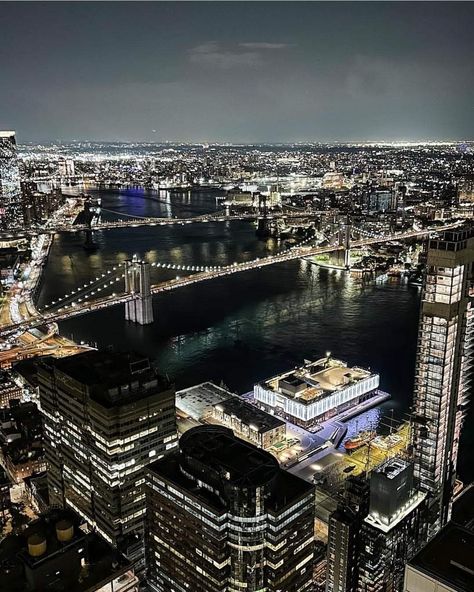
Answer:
412, 225, 474, 531
357, 458, 426, 592
0, 131, 24, 229
145, 425, 315, 592
37, 351, 177, 574
326, 475, 370, 592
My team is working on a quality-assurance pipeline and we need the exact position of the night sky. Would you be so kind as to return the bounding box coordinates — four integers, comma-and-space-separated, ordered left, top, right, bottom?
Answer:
1, 2, 473, 143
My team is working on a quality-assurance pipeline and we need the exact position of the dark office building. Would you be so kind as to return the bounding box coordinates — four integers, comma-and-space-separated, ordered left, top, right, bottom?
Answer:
404, 524, 474, 592
145, 425, 315, 592
358, 459, 426, 592
404, 483, 474, 592
326, 475, 370, 592
37, 351, 177, 574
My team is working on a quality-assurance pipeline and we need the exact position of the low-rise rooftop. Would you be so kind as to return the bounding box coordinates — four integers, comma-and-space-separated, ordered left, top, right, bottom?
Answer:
263, 357, 373, 404
176, 381, 232, 420
0, 508, 132, 592
214, 397, 285, 433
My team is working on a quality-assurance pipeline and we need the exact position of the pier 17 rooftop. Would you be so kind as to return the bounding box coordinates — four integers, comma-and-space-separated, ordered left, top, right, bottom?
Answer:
254, 356, 379, 428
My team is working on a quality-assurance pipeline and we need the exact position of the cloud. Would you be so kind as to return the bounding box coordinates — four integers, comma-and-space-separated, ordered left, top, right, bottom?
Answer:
239, 42, 291, 50
188, 41, 263, 69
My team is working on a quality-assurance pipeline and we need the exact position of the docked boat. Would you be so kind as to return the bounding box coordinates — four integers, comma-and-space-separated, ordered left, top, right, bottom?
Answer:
371, 433, 403, 450
344, 430, 376, 452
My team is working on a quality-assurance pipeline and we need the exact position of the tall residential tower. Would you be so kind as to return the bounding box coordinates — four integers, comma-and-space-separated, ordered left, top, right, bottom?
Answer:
412, 225, 474, 532
0, 131, 23, 229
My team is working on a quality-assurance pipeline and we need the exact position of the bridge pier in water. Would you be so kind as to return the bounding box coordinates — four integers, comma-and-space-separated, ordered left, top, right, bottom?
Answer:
124, 255, 154, 325
83, 199, 98, 252
329, 220, 351, 269
256, 194, 271, 238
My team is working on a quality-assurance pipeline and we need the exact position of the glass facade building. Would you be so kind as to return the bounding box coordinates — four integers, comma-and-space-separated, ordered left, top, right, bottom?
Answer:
0, 131, 24, 229
412, 226, 474, 531
145, 425, 315, 592
326, 476, 370, 592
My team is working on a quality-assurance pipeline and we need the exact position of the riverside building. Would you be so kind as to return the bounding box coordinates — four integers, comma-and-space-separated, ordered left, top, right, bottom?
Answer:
412, 225, 474, 533
254, 356, 379, 428
145, 425, 315, 592
37, 351, 177, 574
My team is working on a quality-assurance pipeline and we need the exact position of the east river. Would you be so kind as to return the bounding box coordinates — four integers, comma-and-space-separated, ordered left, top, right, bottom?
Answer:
36, 187, 474, 482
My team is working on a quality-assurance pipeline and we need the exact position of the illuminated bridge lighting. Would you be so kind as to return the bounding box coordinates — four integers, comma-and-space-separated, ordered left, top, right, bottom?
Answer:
0, 223, 462, 339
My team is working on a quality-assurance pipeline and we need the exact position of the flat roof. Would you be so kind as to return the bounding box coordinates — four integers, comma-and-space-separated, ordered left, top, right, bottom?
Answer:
373, 457, 409, 480
264, 357, 374, 403
39, 351, 172, 407
0, 508, 131, 592
149, 426, 313, 513
214, 397, 285, 432
176, 381, 231, 420
408, 523, 474, 592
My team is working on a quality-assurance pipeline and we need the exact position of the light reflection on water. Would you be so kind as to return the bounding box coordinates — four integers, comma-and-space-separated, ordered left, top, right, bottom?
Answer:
40, 186, 474, 482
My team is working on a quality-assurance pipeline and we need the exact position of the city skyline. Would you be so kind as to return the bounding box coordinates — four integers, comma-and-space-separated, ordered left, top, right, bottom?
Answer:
2, 2, 474, 143
0, 1, 473, 590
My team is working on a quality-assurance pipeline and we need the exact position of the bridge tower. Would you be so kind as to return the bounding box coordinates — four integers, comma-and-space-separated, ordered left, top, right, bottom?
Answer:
124, 255, 154, 325
342, 218, 351, 269
256, 193, 270, 238
333, 218, 351, 269
83, 198, 98, 252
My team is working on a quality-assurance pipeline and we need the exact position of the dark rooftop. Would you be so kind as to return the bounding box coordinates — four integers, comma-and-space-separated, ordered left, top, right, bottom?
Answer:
148, 425, 313, 513
0, 508, 131, 592
215, 397, 285, 432
408, 522, 474, 592
39, 351, 172, 407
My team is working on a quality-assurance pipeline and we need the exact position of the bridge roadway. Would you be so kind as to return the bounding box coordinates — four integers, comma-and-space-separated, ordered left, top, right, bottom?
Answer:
0, 211, 316, 239
0, 223, 459, 338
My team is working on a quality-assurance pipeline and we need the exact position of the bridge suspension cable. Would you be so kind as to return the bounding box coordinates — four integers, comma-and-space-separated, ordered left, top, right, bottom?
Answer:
40, 264, 126, 312
99, 208, 161, 220
40, 232, 319, 312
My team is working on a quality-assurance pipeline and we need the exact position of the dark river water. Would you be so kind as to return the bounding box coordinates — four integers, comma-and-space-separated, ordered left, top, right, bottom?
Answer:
36, 187, 474, 482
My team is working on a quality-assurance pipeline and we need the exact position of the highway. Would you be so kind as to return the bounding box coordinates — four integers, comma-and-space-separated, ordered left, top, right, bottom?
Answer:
0, 222, 460, 339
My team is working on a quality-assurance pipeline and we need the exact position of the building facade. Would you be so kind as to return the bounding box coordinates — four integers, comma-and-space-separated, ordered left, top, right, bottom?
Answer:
412, 226, 474, 532
212, 396, 286, 449
254, 356, 379, 428
0, 131, 23, 229
37, 351, 177, 573
358, 459, 426, 592
145, 425, 315, 592
326, 476, 370, 592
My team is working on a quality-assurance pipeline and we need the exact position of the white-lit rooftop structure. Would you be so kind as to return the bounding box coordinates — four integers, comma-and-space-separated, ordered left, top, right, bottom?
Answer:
254, 356, 379, 428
